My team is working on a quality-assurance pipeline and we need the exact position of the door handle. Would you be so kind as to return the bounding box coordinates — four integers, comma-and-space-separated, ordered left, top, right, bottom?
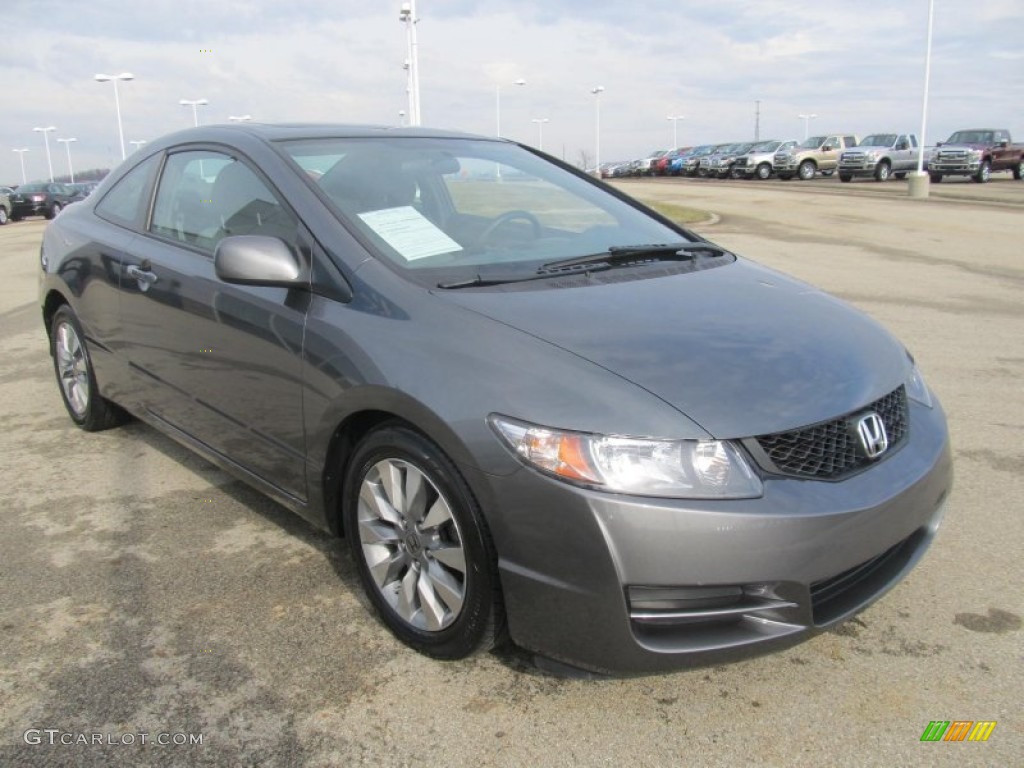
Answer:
126, 264, 159, 290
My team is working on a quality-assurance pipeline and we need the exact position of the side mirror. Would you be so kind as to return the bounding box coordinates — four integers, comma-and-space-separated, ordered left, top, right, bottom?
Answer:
215, 235, 307, 286
999, 140, 1009, 148
936, 141, 944, 147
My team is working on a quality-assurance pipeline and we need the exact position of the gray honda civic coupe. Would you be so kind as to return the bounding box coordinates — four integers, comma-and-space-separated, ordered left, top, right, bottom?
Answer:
39, 124, 952, 675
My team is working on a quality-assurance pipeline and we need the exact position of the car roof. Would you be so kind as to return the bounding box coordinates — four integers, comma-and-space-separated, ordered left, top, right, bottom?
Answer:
150, 123, 496, 147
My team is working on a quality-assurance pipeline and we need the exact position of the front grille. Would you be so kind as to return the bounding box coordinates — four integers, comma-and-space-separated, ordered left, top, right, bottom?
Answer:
734, 158, 748, 168
938, 150, 967, 161
752, 386, 908, 480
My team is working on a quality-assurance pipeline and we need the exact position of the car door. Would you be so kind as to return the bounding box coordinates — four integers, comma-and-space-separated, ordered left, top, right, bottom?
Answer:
118, 148, 309, 501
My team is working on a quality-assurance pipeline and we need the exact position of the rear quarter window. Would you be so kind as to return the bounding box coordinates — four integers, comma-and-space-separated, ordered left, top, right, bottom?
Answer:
95, 153, 163, 229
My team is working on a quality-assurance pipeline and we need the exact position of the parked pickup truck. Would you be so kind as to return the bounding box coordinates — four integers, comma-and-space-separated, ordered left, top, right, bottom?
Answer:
774, 134, 859, 180
731, 139, 797, 179
928, 129, 1024, 183
838, 134, 920, 182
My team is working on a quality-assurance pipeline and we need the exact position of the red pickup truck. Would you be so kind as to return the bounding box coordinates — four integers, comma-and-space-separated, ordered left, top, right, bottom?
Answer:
929, 129, 1024, 183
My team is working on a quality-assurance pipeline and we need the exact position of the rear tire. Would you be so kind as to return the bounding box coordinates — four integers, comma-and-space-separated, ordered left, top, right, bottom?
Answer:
839, 174, 852, 183
1013, 160, 1023, 181
894, 172, 907, 180
50, 305, 130, 431
343, 424, 504, 660
0, 207, 8, 225
929, 172, 943, 183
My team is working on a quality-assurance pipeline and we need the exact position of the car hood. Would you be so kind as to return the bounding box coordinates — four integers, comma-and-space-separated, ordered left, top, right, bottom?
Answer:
937, 143, 990, 151
441, 259, 908, 438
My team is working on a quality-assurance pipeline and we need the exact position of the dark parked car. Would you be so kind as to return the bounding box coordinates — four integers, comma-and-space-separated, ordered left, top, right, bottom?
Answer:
9, 182, 83, 220
40, 124, 952, 675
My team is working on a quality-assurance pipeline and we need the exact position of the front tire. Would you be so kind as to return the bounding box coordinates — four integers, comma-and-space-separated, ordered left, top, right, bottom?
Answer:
1013, 160, 1023, 181
343, 424, 504, 660
756, 162, 772, 180
798, 160, 816, 180
46, 202, 62, 219
973, 161, 990, 183
50, 305, 129, 431
929, 172, 943, 183
839, 173, 852, 183
0, 207, 8, 225
874, 161, 892, 182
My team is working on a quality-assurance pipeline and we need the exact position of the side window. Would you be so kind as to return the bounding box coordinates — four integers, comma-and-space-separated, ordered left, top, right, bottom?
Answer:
150, 151, 298, 253
823, 137, 840, 150
95, 152, 162, 228
995, 130, 1009, 143
843, 136, 857, 148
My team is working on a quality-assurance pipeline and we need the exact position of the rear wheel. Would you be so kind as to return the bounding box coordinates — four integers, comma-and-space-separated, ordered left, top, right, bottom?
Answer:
839, 173, 853, 183
798, 160, 816, 180
1013, 160, 1023, 181
46, 202, 62, 219
894, 172, 907, 180
343, 424, 504, 660
755, 162, 772, 180
0, 207, 8, 225
50, 305, 129, 431
972, 160, 990, 183
874, 161, 892, 182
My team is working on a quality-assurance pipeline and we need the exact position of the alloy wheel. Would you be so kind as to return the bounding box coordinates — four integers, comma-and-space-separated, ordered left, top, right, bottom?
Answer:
55, 321, 90, 417
357, 458, 467, 631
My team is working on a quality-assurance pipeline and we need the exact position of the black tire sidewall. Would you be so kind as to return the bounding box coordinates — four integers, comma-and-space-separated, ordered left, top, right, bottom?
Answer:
50, 306, 97, 428
342, 425, 499, 659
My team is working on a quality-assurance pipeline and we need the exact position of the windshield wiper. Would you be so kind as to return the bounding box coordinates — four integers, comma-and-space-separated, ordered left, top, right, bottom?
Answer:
540, 242, 729, 272
437, 263, 612, 290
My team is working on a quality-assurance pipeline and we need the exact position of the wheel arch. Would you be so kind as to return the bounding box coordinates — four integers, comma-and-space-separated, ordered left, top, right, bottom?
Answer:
318, 394, 483, 537
42, 289, 71, 346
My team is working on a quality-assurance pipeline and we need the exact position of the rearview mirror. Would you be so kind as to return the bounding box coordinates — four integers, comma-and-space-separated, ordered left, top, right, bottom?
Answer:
215, 235, 307, 286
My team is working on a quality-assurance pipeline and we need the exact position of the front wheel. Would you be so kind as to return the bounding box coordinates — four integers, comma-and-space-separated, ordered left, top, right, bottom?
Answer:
798, 160, 816, 180
46, 202, 62, 219
839, 173, 853, 183
929, 172, 943, 183
777, 173, 792, 181
343, 424, 504, 660
50, 305, 129, 431
973, 161, 990, 183
874, 161, 892, 182
1013, 160, 1023, 181
0, 207, 8, 225
755, 162, 772, 180
894, 172, 907, 180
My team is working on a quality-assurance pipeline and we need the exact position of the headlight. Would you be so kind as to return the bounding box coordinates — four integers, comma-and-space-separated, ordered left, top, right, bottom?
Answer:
906, 361, 933, 409
967, 149, 982, 160
489, 415, 763, 499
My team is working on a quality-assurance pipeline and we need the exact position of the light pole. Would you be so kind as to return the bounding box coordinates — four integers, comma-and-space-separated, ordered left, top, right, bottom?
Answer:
12, 149, 29, 185
910, 0, 936, 199
591, 86, 605, 172
399, 2, 421, 125
94, 72, 134, 161
495, 78, 526, 137
667, 115, 685, 148
531, 118, 549, 151
33, 126, 56, 182
754, 100, 761, 142
57, 138, 77, 183
228, 115, 252, 122
129, 140, 147, 151
180, 98, 209, 127
797, 113, 818, 140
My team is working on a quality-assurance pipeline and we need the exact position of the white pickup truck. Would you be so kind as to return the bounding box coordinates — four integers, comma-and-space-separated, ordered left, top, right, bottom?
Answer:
838, 133, 920, 182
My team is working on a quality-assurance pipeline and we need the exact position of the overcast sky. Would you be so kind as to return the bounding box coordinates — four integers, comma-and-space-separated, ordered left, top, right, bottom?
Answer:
3, 0, 1022, 182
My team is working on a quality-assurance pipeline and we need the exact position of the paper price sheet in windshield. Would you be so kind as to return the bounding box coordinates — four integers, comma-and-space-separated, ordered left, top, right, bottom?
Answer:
358, 206, 463, 262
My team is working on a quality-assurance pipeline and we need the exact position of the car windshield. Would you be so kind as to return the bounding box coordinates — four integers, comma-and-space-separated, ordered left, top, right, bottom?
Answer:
280, 137, 690, 283
17, 184, 47, 193
860, 134, 897, 147
946, 131, 994, 144
750, 141, 780, 152
797, 136, 826, 149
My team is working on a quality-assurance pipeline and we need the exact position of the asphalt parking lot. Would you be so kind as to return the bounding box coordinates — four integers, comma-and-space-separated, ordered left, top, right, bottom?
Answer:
1, 178, 1022, 766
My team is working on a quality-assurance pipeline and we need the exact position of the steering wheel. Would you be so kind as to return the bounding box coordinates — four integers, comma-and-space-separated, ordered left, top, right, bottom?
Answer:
477, 210, 542, 245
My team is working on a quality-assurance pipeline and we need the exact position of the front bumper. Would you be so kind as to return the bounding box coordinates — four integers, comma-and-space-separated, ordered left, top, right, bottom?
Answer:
11, 200, 49, 217
930, 162, 981, 174
471, 399, 952, 675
